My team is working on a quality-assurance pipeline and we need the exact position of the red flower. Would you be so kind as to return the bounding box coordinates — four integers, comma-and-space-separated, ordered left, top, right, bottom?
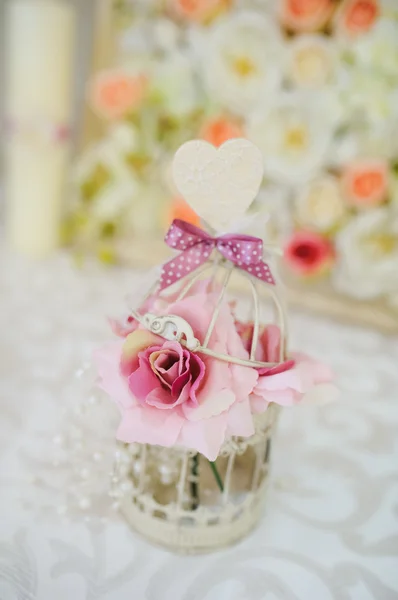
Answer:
284, 231, 334, 276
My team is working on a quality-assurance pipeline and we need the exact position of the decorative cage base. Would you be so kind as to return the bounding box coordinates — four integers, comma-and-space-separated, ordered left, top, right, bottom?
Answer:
115, 405, 280, 554
120, 477, 269, 554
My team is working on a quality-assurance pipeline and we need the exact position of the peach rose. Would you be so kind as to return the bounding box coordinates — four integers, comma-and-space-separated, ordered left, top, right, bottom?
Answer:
200, 117, 244, 147
172, 0, 223, 22
89, 71, 147, 120
341, 159, 388, 208
165, 197, 201, 229
338, 0, 379, 36
284, 231, 335, 276
280, 0, 334, 32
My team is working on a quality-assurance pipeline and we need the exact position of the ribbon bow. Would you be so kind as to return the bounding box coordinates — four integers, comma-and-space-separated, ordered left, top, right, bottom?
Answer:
159, 219, 275, 290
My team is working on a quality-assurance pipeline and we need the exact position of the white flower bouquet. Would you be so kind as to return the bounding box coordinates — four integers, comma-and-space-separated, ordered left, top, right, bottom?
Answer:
67, 0, 398, 330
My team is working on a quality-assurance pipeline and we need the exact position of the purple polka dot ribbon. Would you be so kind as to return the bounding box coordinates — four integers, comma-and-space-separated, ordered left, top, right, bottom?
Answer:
159, 219, 275, 290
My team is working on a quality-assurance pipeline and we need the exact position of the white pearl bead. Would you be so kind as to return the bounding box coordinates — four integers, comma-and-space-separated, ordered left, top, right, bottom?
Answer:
132, 461, 142, 475
128, 443, 140, 456
120, 480, 134, 493
118, 464, 129, 477
160, 473, 174, 485
93, 452, 103, 462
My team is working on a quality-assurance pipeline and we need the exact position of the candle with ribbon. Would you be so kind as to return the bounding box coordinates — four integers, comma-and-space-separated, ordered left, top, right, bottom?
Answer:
4, 0, 76, 257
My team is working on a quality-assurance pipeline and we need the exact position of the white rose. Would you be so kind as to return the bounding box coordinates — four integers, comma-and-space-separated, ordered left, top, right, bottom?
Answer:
348, 18, 398, 81
192, 11, 284, 114
247, 91, 337, 184
295, 175, 346, 233
152, 18, 180, 52
93, 179, 138, 222
286, 35, 337, 88
153, 52, 200, 117
332, 208, 398, 299
74, 139, 139, 221
109, 123, 138, 154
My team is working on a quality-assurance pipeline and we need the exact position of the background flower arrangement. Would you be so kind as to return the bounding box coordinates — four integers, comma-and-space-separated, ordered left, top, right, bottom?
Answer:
66, 0, 398, 321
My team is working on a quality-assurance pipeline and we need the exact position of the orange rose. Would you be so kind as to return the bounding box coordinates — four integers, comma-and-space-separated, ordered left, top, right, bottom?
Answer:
166, 198, 201, 228
172, 0, 222, 22
341, 159, 388, 207
89, 71, 147, 120
338, 0, 379, 36
200, 117, 244, 147
280, 0, 334, 32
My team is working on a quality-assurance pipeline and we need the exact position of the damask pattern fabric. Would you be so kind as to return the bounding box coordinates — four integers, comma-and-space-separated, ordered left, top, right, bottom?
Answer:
0, 252, 397, 599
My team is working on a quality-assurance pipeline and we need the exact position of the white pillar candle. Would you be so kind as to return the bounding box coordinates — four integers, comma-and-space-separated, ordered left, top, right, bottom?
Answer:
5, 0, 76, 257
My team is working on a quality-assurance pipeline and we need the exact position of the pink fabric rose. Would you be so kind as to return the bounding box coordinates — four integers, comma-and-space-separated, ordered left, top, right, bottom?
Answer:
95, 292, 258, 460
126, 340, 205, 409
246, 325, 336, 412
109, 314, 137, 338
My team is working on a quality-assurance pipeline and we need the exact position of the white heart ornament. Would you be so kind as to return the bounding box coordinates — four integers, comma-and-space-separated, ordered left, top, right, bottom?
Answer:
172, 138, 264, 232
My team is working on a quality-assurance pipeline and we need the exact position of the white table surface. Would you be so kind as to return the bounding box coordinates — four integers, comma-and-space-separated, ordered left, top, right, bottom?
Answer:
1, 251, 398, 600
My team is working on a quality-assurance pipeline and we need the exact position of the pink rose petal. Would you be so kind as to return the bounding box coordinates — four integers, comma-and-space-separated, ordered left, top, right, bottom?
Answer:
177, 414, 228, 461
117, 406, 183, 446
226, 398, 255, 438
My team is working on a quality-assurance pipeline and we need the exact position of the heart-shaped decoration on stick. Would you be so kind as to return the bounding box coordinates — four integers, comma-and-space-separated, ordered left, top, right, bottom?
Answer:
172, 138, 264, 233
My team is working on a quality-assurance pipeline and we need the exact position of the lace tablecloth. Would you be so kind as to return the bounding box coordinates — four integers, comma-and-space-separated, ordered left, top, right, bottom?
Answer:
1, 251, 398, 600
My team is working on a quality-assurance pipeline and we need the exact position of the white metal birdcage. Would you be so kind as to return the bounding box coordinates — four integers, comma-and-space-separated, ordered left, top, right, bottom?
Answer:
111, 251, 287, 553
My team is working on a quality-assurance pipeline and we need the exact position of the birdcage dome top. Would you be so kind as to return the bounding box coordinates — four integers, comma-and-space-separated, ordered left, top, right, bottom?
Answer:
130, 247, 287, 371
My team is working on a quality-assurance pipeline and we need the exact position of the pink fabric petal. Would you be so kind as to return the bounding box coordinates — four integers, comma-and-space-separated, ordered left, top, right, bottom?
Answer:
154, 354, 180, 385
182, 343, 234, 421
145, 385, 184, 409
258, 388, 301, 406
249, 393, 269, 414
93, 342, 134, 410
185, 352, 205, 405
128, 361, 162, 403
292, 353, 334, 384
177, 414, 228, 461
121, 331, 160, 376
261, 325, 281, 363
255, 367, 309, 393
258, 359, 295, 377
230, 362, 258, 403
108, 315, 138, 338
226, 398, 255, 437
171, 370, 191, 403
117, 406, 183, 446
182, 388, 235, 421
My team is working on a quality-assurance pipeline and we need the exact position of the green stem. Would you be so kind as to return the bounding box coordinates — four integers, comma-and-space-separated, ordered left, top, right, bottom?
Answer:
209, 460, 224, 493
190, 454, 199, 510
